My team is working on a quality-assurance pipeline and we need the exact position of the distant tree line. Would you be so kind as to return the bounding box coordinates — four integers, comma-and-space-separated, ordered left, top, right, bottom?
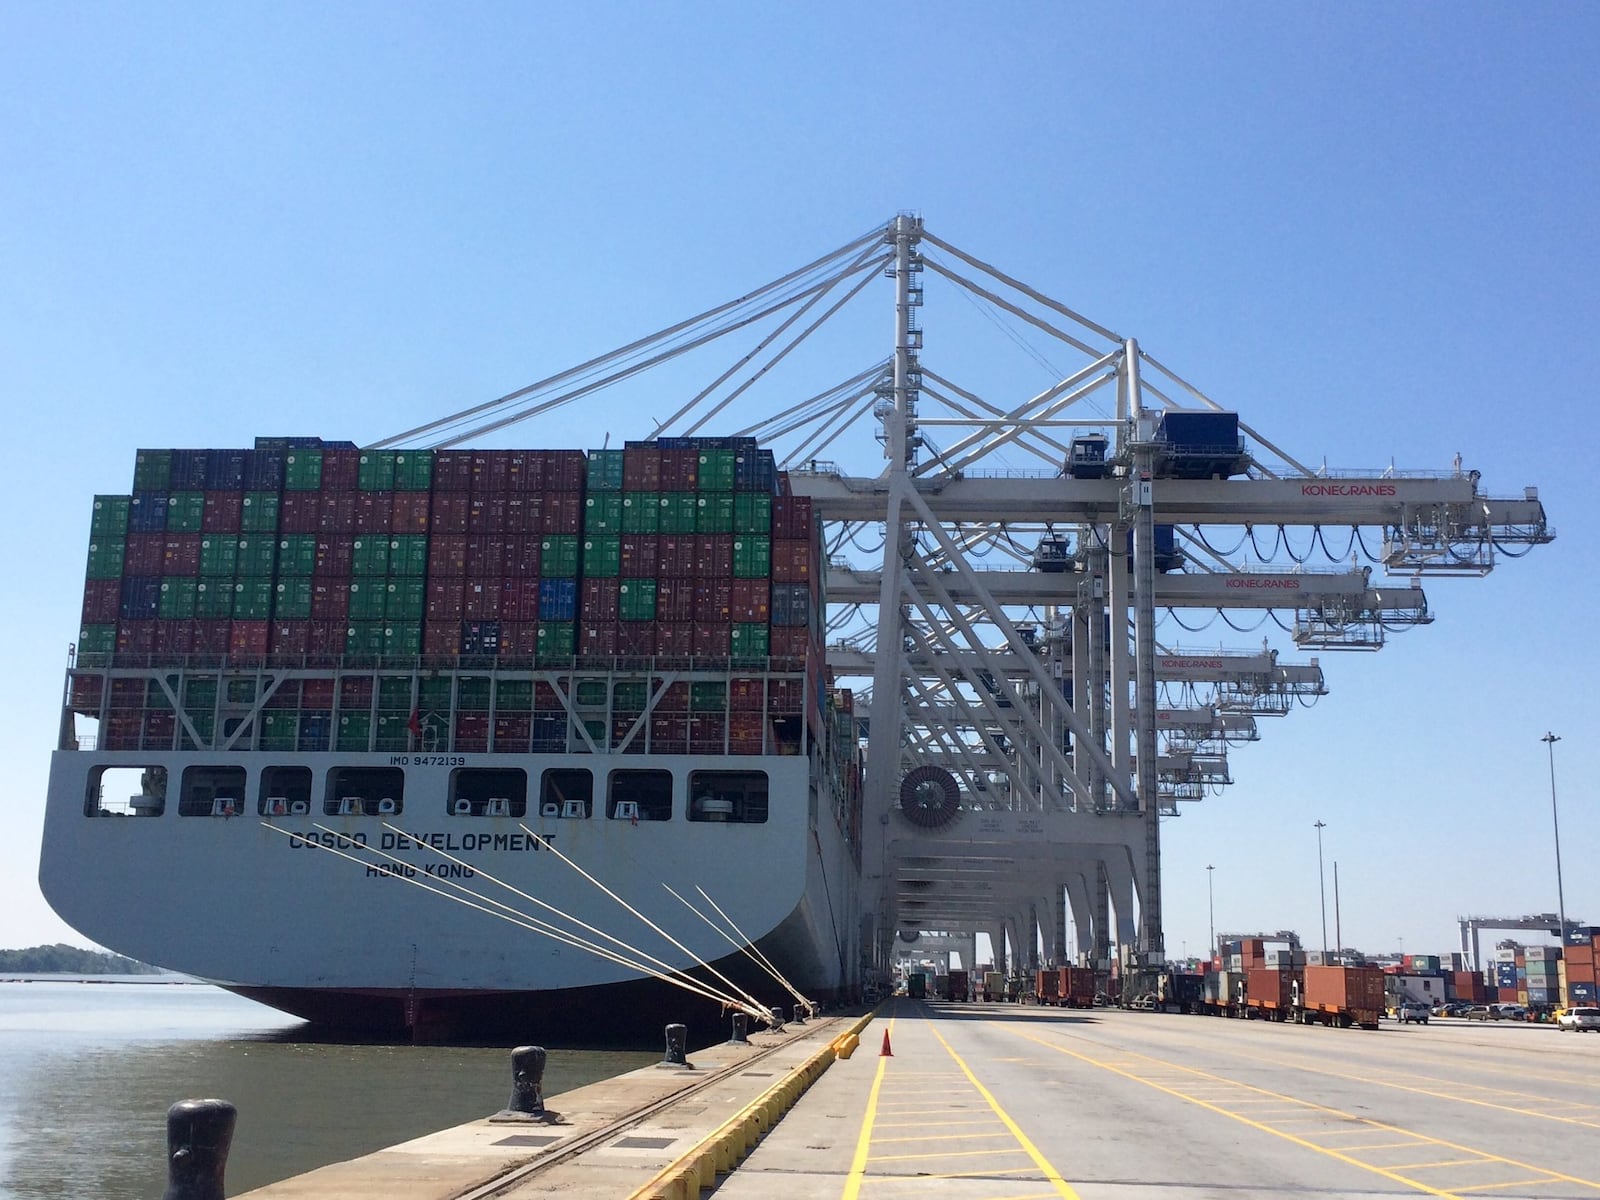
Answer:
0, 944, 160, 974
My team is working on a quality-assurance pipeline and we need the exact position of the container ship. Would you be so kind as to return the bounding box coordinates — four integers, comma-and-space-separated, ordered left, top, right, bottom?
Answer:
40, 437, 864, 1041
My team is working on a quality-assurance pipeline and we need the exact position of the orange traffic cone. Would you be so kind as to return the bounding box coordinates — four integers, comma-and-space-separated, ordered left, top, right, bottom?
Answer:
880, 1029, 893, 1057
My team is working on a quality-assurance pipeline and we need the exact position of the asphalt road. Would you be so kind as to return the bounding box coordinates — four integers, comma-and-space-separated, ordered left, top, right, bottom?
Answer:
714, 998, 1600, 1199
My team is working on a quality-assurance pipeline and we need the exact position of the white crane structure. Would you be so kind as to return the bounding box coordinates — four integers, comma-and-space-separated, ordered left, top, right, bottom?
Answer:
380, 215, 1552, 994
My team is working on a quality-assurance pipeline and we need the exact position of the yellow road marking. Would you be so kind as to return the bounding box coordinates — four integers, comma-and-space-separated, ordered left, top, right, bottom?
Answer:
1452, 1181, 1566, 1193
1009, 1025, 1600, 1197
861, 1166, 1043, 1183
871, 1148, 1034, 1163
840, 1017, 893, 1200
871, 1131, 1016, 1146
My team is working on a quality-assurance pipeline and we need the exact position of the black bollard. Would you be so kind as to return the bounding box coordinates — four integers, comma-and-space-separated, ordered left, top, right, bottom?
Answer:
662, 1022, 690, 1066
491, 1045, 560, 1123
769, 1006, 786, 1032
729, 1012, 750, 1044
791, 1003, 807, 1025
163, 1098, 235, 1200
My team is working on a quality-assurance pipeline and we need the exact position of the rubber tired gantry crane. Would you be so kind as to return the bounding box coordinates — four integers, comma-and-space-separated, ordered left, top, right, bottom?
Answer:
380, 215, 1553, 998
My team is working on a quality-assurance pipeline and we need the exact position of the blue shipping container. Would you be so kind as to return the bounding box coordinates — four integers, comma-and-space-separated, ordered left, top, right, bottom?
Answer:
119, 577, 161, 620
538, 579, 577, 622
128, 493, 169, 533
1570, 982, 1597, 1002
1156, 410, 1240, 450
205, 449, 247, 490
245, 448, 286, 490
169, 449, 210, 490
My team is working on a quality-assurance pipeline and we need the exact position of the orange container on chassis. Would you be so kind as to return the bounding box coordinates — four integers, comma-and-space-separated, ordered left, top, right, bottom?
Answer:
1246, 967, 1295, 1019
1300, 964, 1384, 1029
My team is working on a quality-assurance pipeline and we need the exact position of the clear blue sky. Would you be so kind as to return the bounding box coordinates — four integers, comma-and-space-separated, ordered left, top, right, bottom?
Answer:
2, 3, 1594, 964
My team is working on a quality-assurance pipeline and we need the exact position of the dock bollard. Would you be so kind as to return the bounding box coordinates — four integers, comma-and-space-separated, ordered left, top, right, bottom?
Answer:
730, 1012, 749, 1044
162, 1098, 235, 1200
769, 1006, 785, 1032
791, 1003, 806, 1025
662, 1022, 692, 1067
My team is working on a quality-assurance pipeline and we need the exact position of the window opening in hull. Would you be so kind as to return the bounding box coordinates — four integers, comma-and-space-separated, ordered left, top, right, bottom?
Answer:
688, 770, 769, 823
449, 768, 528, 817
324, 766, 404, 816
179, 765, 247, 817
540, 769, 592, 819
608, 769, 672, 821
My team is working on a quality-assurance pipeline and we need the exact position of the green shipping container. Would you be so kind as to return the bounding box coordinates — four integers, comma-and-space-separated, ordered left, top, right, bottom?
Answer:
345, 622, 386, 658
690, 681, 727, 712
378, 676, 413, 709
383, 624, 422, 656
583, 535, 621, 577
458, 676, 492, 709
388, 535, 429, 577
86, 540, 125, 580
273, 578, 313, 620
731, 622, 769, 658
613, 681, 649, 710
78, 624, 116, 655
277, 534, 317, 576
351, 537, 390, 576
235, 537, 277, 578
199, 537, 239, 577
573, 679, 607, 706
167, 492, 206, 533
375, 710, 411, 751
133, 450, 172, 491
697, 450, 735, 491
541, 535, 580, 578
733, 536, 772, 578
393, 451, 434, 491
184, 678, 218, 710
586, 449, 625, 491
226, 677, 257, 704
348, 580, 388, 621
91, 496, 131, 538
283, 450, 323, 491
336, 712, 372, 751
417, 676, 452, 711
260, 711, 298, 751
537, 622, 576, 661
240, 492, 280, 532
385, 579, 426, 622
358, 451, 397, 491
148, 676, 178, 710
233, 581, 273, 621
584, 492, 624, 533
659, 493, 698, 533
621, 492, 660, 533
195, 580, 234, 618
733, 492, 772, 533
618, 578, 657, 621
696, 493, 735, 533
159, 578, 198, 619
496, 679, 533, 711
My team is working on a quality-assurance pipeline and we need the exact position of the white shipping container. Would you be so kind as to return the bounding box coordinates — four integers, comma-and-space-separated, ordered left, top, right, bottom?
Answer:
1524, 946, 1558, 961
1495, 948, 1519, 962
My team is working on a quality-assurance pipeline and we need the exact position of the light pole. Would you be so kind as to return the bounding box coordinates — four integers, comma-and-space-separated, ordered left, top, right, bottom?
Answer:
1207, 864, 1215, 958
1544, 732, 1568, 999
1314, 821, 1328, 958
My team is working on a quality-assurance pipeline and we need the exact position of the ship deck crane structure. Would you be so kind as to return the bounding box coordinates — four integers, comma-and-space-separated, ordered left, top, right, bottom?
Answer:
378, 215, 1552, 996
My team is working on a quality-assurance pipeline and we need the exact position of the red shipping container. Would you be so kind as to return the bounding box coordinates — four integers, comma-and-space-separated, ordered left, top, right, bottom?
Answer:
161, 535, 202, 576
82, 578, 121, 623
115, 619, 156, 657
493, 713, 532, 752
729, 713, 764, 754
314, 536, 354, 576
581, 577, 620, 617
503, 494, 532, 533
468, 536, 508, 577
690, 714, 726, 752
391, 491, 431, 533
505, 535, 542, 574
454, 712, 490, 752
772, 495, 813, 539
615, 621, 656, 656
729, 677, 762, 707
230, 620, 270, 661
301, 678, 336, 708
659, 448, 698, 490
767, 677, 803, 713
650, 714, 688, 753
693, 621, 730, 657
655, 578, 695, 622
124, 533, 166, 575
270, 620, 310, 656
469, 495, 509, 533
619, 534, 658, 578
321, 448, 360, 490
541, 492, 582, 534
769, 625, 811, 661
500, 577, 541, 621
623, 446, 661, 491
545, 451, 586, 492
429, 491, 470, 534
155, 619, 197, 657
695, 580, 732, 621
464, 579, 501, 620
190, 619, 232, 657
696, 535, 734, 578
353, 493, 392, 533
311, 580, 351, 621
580, 622, 617, 657
202, 491, 243, 533
318, 492, 357, 531
69, 673, 104, 714
428, 534, 469, 576
265, 680, 302, 709
500, 620, 540, 657
423, 622, 461, 656
517, 451, 547, 492
470, 451, 511, 493
426, 578, 465, 620
434, 450, 475, 491
730, 578, 770, 623
278, 492, 320, 533
656, 622, 694, 656
657, 535, 696, 578
533, 681, 563, 710
101, 710, 143, 750
771, 539, 814, 584
142, 709, 176, 750
340, 676, 373, 708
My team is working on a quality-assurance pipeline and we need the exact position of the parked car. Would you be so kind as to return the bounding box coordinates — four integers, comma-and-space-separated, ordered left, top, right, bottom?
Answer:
1464, 1005, 1495, 1020
1438, 1001, 1473, 1017
1557, 1006, 1600, 1032
1495, 1004, 1528, 1021
1397, 1000, 1430, 1025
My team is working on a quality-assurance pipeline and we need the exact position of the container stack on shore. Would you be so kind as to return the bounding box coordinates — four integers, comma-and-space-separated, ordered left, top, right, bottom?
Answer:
69, 436, 840, 767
